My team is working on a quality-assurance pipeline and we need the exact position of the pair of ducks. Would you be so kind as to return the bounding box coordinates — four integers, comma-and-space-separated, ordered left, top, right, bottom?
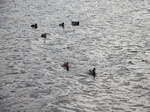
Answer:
59, 21, 80, 29
31, 24, 48, 39
62, 62, 96, 79
31, 24, 38, 29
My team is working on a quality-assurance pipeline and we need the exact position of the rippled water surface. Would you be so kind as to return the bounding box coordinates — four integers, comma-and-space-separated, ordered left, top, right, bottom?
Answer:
0, 0, 150, 112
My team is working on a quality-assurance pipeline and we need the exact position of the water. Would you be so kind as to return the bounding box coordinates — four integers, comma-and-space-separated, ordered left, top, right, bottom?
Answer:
0, 0, 150, 112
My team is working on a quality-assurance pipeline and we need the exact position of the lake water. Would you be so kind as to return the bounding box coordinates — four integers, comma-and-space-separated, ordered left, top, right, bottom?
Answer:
0, 0, 150, 112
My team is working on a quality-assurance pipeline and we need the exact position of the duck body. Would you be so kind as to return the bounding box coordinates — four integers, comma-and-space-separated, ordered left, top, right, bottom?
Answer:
59, 22, 64, 29
41, 33, 47, 38
71, 21, 79, 26
31, 24, 38, 29
62, 62, 69, 71
89, 68, 96, 78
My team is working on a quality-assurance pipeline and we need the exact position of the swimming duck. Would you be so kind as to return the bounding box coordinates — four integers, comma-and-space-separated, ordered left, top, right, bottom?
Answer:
88, 68, 96, 78
62, 62, 69, 71
31, 24, 38, 29
71, 21, 79, 26
41, 33, 47, 39
128, 61, 134, 64
59, 22, 64, 29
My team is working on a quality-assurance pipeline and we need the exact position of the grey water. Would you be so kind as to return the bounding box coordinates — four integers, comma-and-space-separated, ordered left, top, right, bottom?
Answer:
0, 0, 150, 112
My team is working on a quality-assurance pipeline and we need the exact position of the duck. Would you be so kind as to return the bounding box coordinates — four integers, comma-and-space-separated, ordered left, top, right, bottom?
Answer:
128, 61, 134, 64
41, 33, 47, 39
59, 22, 64, 29
71, 21, 79, 26
31, 24, 38, 29
88, 68, 96, 78
62, 62, 69, 71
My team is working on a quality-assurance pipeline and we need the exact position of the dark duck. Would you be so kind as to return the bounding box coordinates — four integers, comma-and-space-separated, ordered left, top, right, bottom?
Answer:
62, 62, 69, 71
71, 21, 79, 26
41, 33, 47, 39
59, 22, 64, 29
31, 24, 38, 29
88, 68, 96, 78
